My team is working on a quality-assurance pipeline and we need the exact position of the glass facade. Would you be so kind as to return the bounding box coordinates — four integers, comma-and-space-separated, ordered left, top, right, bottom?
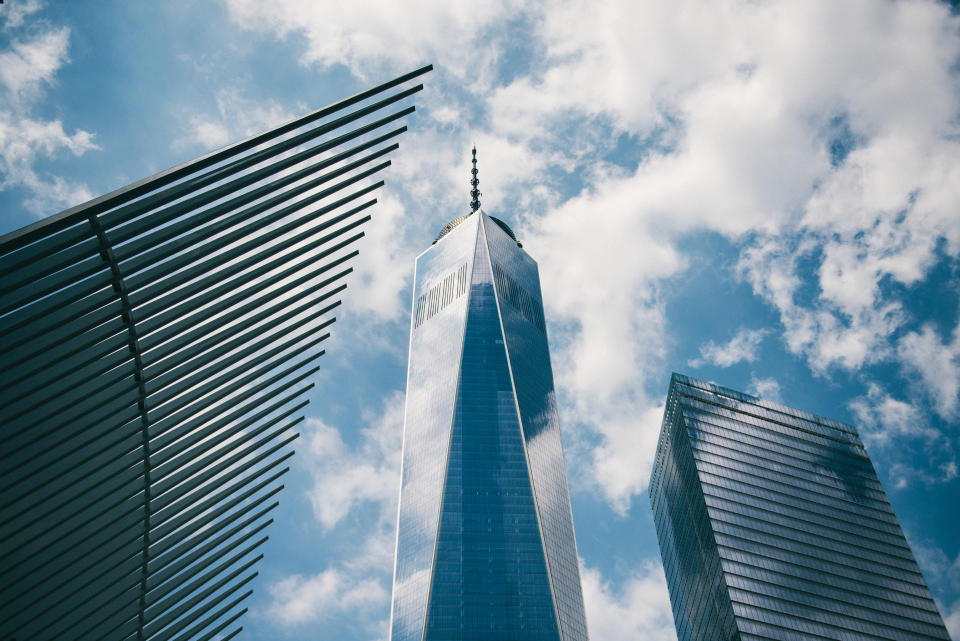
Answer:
649, 373, 952, 641
390, 213, 589, 641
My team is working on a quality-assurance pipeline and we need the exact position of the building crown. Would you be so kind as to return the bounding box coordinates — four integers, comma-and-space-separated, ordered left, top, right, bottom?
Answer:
431, 147, 520, 248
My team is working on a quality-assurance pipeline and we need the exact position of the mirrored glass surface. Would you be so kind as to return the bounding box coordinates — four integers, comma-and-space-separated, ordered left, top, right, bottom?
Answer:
484, 216, 589, 641
649, 374, 951, 641
424, 231, 559, 641
391, 215, 480, 641
391, 213, 590, 641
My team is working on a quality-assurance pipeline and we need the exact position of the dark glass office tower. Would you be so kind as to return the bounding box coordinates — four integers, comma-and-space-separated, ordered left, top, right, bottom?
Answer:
650, 373, 951, 641
389, 206, 589, 641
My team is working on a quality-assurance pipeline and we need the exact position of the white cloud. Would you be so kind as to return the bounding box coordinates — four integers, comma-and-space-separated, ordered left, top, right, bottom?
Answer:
749, 375, 782, 402
898, 323, 960, 419
498, 0, 960, 511
575, 400, 665, 515
912, 539, 960, 588
302, 390, 403, 530
223, 0, 522, 82
690, 328, 767, 368
945, 600, 960, 641
849, 383, 940, 447
175, 87, 297, 151
848, 383, 957, 489
263, 391, 404, 632
266, 569, 388, 626
737, 232, 910, 373
0, 24, 98, 216
908, 539, 960, 635
0, 27, 69, 100
342, 193, 416, 323
521, 179, 679, 509
581, 560, 676, 641
2, 0, 43, 30
726, 0, 960, 377
507, 0, 959, 377
223, 0, 960, 520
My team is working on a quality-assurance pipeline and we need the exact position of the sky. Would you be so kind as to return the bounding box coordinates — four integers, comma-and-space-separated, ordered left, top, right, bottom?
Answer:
1, 0, 959, 639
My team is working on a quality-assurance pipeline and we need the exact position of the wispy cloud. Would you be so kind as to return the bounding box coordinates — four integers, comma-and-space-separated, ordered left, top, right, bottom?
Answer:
944, 601, 960, 641
898, 323, 960, 419
265, 568, 389, 627
0, 22, 98, 216
580, 560, 676, 641
2, 0, 43, 30
849, 383, 956, 489
302, 391, 403, 531
689, 328, 767, 368
907, 537, 960, 637
262, 391, 404, 633
174, 87, 297, 151
748, 374, 782, 402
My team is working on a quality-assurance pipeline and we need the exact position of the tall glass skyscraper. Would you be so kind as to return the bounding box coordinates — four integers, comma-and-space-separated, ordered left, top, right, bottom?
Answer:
650, 373, 951, 641
389, 200, 589, 641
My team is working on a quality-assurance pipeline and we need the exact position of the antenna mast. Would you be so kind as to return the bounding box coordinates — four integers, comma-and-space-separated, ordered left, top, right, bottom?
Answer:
470, 145, 481, 212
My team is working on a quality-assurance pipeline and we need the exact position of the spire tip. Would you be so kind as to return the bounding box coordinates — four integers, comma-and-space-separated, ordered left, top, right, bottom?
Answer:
469, 146, 481, 212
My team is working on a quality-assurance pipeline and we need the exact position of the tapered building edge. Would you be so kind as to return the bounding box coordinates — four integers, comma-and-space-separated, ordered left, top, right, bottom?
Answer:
390, 210, 589, 641
650, 372, 951, 641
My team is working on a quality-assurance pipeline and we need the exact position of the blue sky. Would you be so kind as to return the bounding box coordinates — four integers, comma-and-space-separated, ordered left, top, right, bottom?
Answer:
2, 0, 959, 639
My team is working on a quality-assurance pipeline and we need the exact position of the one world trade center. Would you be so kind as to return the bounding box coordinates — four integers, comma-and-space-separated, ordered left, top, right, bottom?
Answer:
389, 150, 589, 641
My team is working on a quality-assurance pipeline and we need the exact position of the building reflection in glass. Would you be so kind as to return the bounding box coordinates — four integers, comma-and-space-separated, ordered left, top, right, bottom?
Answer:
650, 373, 952, 641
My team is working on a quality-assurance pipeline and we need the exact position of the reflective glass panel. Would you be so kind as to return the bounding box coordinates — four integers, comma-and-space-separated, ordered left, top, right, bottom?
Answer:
424, 230, 559, 641
649, 374, 952, 641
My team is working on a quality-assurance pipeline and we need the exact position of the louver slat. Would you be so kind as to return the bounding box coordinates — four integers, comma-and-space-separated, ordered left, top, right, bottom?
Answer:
117, 127, 399, 274
143, 545, 264, 630
147, 508, 275, 591
0, 65, 431, 640
138, 248, 356, 365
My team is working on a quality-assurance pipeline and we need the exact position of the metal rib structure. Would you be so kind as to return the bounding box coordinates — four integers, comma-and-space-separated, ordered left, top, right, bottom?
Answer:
0, 64, 431, 641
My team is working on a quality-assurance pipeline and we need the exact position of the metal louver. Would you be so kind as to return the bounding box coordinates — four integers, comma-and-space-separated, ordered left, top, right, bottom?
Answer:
0, 64, 432, 641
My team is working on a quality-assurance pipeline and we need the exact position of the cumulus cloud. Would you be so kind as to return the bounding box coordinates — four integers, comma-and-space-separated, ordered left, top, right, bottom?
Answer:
223, 0, 522, 82
302, 391, 403, 530
0, 23, 98, 215
689, 328, 767, 368
498, 0, 959, 512
725, 0, 960, 379
580, 560, 676, 641
225, 0, 960, 520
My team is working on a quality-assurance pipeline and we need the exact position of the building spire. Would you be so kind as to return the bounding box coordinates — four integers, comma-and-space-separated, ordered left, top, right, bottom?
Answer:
470, 145, 481, 212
